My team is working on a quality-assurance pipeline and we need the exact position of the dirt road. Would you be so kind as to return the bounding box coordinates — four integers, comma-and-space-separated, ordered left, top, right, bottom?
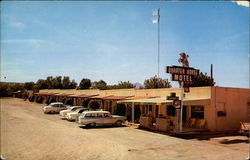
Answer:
1, 98, 249, 160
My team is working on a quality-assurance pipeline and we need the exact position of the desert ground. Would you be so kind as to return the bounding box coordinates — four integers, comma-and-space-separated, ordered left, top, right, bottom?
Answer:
1, 98, 249, 160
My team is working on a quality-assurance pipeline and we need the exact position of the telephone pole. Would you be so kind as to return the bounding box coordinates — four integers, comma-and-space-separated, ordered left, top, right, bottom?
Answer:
157, 8, 160, 79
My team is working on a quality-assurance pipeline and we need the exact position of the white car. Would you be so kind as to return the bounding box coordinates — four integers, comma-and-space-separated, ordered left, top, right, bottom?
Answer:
66, 108, 91, 121
59, 106, 84, 119
43, 102, 70, 114
77, 111, 126, 127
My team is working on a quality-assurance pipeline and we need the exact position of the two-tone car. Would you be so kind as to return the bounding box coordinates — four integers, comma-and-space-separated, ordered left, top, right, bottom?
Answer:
43, 102, 70, 114
59, 106, 84, 119
77, 111, 126, 127
66, 107, 91, 121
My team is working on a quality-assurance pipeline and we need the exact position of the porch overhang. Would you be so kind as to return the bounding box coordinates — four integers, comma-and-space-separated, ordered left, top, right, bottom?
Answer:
117, 97, 210, 106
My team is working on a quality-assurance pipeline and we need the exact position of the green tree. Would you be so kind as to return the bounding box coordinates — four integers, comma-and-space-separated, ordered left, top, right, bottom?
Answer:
24, 82, 35, 90
46, 76, 53, 89
117, 81, 134, 89
185, 72, 215, 87
92, 80, 107, 90
52, 76, 62, 89
144, 76, 172, 89
107, 81, 134, 89
69, 80, 77, 89
0, 82, 11, 97
35, 79, 48, 89
79, 78, 91, 89
62, 76, 70, 89
0, 82, 25, 97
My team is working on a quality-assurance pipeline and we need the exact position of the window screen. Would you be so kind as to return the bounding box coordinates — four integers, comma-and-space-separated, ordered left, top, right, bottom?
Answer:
191, 106, 204, 119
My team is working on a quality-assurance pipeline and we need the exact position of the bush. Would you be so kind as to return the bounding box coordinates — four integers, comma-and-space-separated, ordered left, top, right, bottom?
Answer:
82, 99, 90, 107
79, 78, 91, 89
88, 101, 100, 110
36, 96, 44, 103
65, 99, 73, 105
115, 104, 126, 116
29, 96, 35, 102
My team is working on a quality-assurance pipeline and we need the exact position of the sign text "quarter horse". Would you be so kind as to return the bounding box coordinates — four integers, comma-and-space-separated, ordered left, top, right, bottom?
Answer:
166, 66, 199, 82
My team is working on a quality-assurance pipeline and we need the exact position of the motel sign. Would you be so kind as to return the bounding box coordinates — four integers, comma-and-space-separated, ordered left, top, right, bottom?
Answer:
166, 65, 199, 82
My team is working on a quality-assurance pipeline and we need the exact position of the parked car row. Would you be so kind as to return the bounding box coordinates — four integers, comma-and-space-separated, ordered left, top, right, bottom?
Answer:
43, 102, 126, 127
43, 102, 70, 114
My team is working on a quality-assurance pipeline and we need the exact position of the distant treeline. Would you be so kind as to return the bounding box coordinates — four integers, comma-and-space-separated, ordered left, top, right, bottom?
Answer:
0, 72, 214, 97
0, 76, 172, 97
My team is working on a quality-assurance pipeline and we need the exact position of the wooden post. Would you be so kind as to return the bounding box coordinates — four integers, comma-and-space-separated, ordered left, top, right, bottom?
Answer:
132, 102, 135, 123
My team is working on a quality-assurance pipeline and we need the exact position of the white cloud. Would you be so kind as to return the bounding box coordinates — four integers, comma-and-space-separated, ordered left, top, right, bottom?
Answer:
232, 1, 249, 7
9, 21, 26, 30
152, 10, 158, 16
1, 60, 34, 66
95, 43, 120, 55
152, 19, 158, 24
1, 39, 53, 49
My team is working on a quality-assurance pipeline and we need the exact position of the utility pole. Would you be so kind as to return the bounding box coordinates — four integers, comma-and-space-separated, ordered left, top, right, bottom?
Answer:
157, 8, 160, 79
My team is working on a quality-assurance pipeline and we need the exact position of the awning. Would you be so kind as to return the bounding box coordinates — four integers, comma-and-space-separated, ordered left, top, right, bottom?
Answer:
56, 93, 74, 96
117, 97, 210, 105
102, 95, 135, 100
68, 94, 99, 98
89, 95, 114, 99
33, 92, 59, 96
117, 98, 172, 105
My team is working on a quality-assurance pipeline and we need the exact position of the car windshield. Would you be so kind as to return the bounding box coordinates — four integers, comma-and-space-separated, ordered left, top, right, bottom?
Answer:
71, 107, 80, 111
74, 108, 85, 112
79, 109, 87, 113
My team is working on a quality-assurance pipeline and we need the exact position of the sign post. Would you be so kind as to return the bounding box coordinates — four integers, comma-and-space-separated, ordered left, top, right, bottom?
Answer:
166, 54, 199, 133
180, 81, 184, 132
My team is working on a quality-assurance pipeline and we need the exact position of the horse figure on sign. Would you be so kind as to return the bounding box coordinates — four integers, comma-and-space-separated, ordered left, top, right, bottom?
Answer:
178, 52, 189, 67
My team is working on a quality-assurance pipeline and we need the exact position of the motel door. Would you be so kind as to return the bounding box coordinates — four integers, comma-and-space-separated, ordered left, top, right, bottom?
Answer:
182, 106, 187, 122
153, 105, 159, 123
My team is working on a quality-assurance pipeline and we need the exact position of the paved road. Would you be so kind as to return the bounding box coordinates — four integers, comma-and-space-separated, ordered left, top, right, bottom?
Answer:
1, 98, 249, 160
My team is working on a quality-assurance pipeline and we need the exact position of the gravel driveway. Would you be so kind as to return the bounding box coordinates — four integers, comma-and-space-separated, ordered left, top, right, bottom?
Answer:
1, 98, 249, 160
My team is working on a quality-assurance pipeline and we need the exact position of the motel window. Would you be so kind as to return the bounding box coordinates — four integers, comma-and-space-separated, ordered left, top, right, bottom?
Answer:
191, 106, 204, 119
97, 113, 103, 117
146, 105, 152, 112
104, 113, 110, 117
145, 105, 152, 115
167, 105, 175, 116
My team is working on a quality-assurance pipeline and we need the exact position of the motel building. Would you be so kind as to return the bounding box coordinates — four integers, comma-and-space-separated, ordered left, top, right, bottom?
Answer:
31, 86, 250, 134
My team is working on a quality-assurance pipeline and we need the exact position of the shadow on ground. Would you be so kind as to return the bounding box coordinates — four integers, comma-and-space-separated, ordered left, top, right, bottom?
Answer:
136, 126, 249, 142
219, 139, 249, 144
79, 125, 128, 130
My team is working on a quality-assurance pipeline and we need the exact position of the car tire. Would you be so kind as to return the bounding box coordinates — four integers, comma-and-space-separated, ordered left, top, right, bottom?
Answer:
85, 124, 91, 128
90, 122, 96, 127
115, 120, 122, 127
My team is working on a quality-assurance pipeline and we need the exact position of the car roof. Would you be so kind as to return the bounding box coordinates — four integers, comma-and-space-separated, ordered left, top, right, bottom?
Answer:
83, 111, 110, 114
75, 107, 89, 111
50, 102, 63, 105
70, 106, 82, 108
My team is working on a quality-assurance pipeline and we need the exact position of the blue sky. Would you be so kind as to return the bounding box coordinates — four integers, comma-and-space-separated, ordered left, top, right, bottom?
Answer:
1, 1, 249, 88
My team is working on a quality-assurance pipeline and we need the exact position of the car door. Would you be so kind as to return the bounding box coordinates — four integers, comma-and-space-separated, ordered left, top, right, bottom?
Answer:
95, 113, 104, 125
57, 104, 63, 112
103, 113, 113, 125
54, 104, 60, 112
59, 104, 66, 111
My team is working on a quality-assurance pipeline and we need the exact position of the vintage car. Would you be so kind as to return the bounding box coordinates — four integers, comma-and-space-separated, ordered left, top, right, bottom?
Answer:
77, 111, 126, 127
66, 107, 91, 121
59, 106, 84, 119
43, 102, 70, 114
